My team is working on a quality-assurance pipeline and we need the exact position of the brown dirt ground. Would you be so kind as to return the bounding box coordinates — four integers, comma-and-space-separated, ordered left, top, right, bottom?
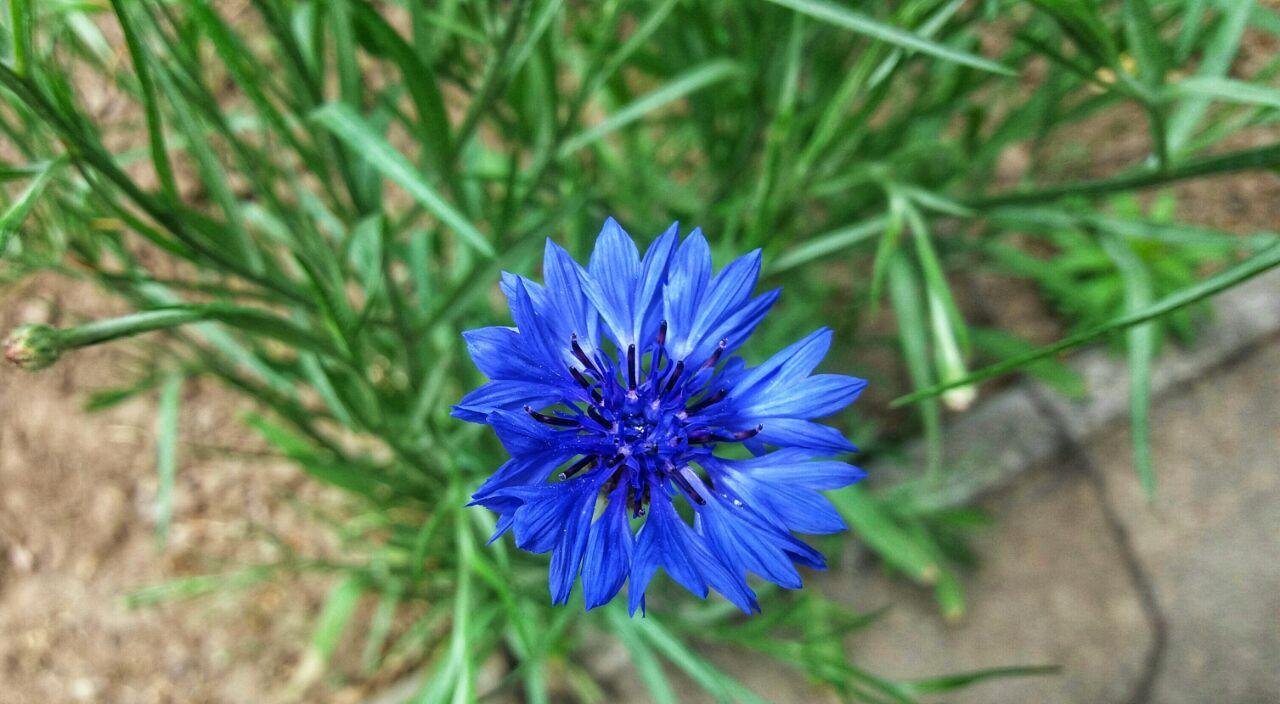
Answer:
0, 277, 378, 704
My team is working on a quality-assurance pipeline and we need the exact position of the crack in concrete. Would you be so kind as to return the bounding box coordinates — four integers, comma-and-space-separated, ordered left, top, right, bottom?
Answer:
1027, 386, 1169, 704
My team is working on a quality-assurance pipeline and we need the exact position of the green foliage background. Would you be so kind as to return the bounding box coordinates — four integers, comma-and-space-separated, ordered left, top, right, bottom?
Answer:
2, 0, 1279, 701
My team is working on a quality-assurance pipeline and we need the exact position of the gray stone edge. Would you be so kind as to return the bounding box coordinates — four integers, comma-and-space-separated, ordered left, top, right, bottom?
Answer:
872, 268, 1280, 510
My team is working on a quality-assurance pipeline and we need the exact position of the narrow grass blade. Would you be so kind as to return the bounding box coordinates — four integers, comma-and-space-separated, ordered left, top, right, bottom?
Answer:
604, 609, 678, 704
361, 584, 402, 674
1167, 76, 1280, 110
887, 251, 942, 476
635, 616, 770, 704
291, 575, 364, 692
311, 103, 493, 257
892, 241, 1280, 406
124, 566, 280, 608
831, 485, 942, 585
558, 60, 742, 157
8, 0, 34, 76
154, 373, 183, 545
768, 215, 887, 274
1100, 232, 1158, 498
1166, 0, 1252, 153
761, 0, 1013, 75
348, 1, 453, 170
110, 0, 179, 204
1122, 0, 1166, 87
0, 157, 63, 254
900, 665, 1061, 695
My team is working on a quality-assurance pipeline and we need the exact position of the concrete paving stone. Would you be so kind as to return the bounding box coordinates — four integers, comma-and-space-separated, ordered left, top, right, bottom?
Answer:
1083, 340, 1280, 704
612, 339, 1279, 704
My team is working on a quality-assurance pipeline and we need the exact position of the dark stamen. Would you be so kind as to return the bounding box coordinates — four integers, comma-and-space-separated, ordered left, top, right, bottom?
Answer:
559, 455, 596, 481
701, 338, 727, 370
524, 405, 578, 428
670, 466, 707, 505
652, 324, 668, 384
586, 405, 611, 428
570, 334, 599, 375
732, 424, 764, 441
663, 361, 685, 395
569, 366, 593, 390
629, 485, 644, 517
687, 429, 717, 445
602, 467, 624, 494
686, 388, 728, 415
627, 344, 637, 391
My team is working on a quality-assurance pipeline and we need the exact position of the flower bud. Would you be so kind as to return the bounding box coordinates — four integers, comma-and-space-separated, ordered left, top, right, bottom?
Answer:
3, 323, 63, 371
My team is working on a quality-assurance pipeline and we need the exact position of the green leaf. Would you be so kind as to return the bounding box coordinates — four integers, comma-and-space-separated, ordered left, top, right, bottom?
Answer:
604, 610, 679, 704
558, 60, 742, 157
893, 241, 1280, 406
1122, 0, 1167, 87
831, 485, 942, 585
0, 157, 64, 255
1166, 0, 1253, 153
348, 0, 453, 171
761, 0, 1013, 75
887, 251, 943, 476
243, 413, 395, 502
971, 328, 1086, 398
635, 615, 770, 704
769, 215, 888, 274
1167, 75, 1280, 111
869, 192, 908, 304
900, 665, 1061, 695
310, 103, 493, 257
154, 373, 183, 545
124, 566, 279, 608
361, 584, 402, 674
291, 575, 364, 691
109, 0, 179, 204
1099, 231, 1158, 498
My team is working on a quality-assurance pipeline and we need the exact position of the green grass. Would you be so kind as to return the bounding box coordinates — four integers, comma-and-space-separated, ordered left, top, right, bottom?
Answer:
3, 0, 1280, 701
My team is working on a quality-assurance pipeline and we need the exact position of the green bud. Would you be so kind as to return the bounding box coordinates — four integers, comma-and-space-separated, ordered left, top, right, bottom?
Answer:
3, 323, 64, 371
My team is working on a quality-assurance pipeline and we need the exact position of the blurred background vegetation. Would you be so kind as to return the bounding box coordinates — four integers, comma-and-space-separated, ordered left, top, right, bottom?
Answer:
1, 0, 1279, 701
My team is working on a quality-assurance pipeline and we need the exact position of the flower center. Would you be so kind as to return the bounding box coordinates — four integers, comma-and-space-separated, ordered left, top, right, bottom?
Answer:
523, 320, 762, 514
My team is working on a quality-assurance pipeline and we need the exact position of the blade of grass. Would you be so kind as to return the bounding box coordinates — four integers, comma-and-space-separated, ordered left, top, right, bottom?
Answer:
0, 157, 63, 254
892, 241, 1280, 406
635, 616, 771, 704
153, 373, 182, 545
768, 214, 888, 274
1166, 0, 1253, 153
968, 142, 1280, 208
1099, 231, 1158, 498
290, 575, 364, 692
110, 0, 179, 204
831, 485, 942, 585
1167, 76, 1280, 110
761, 0, 1013, 75
888, 250, 942, 477
7, 0, 33, 77
558, 59, 742, 157
900, 665, 1061, 695
311, 103, 494, 257
604, 609, 679, 704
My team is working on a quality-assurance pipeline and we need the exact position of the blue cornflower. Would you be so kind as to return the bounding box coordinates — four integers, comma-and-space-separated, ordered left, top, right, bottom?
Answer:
454, 219, 866, 614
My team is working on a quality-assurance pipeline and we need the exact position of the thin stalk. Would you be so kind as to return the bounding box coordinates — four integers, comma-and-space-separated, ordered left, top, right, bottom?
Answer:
967, 142, 1280, 209
892, 241, 1280, 406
